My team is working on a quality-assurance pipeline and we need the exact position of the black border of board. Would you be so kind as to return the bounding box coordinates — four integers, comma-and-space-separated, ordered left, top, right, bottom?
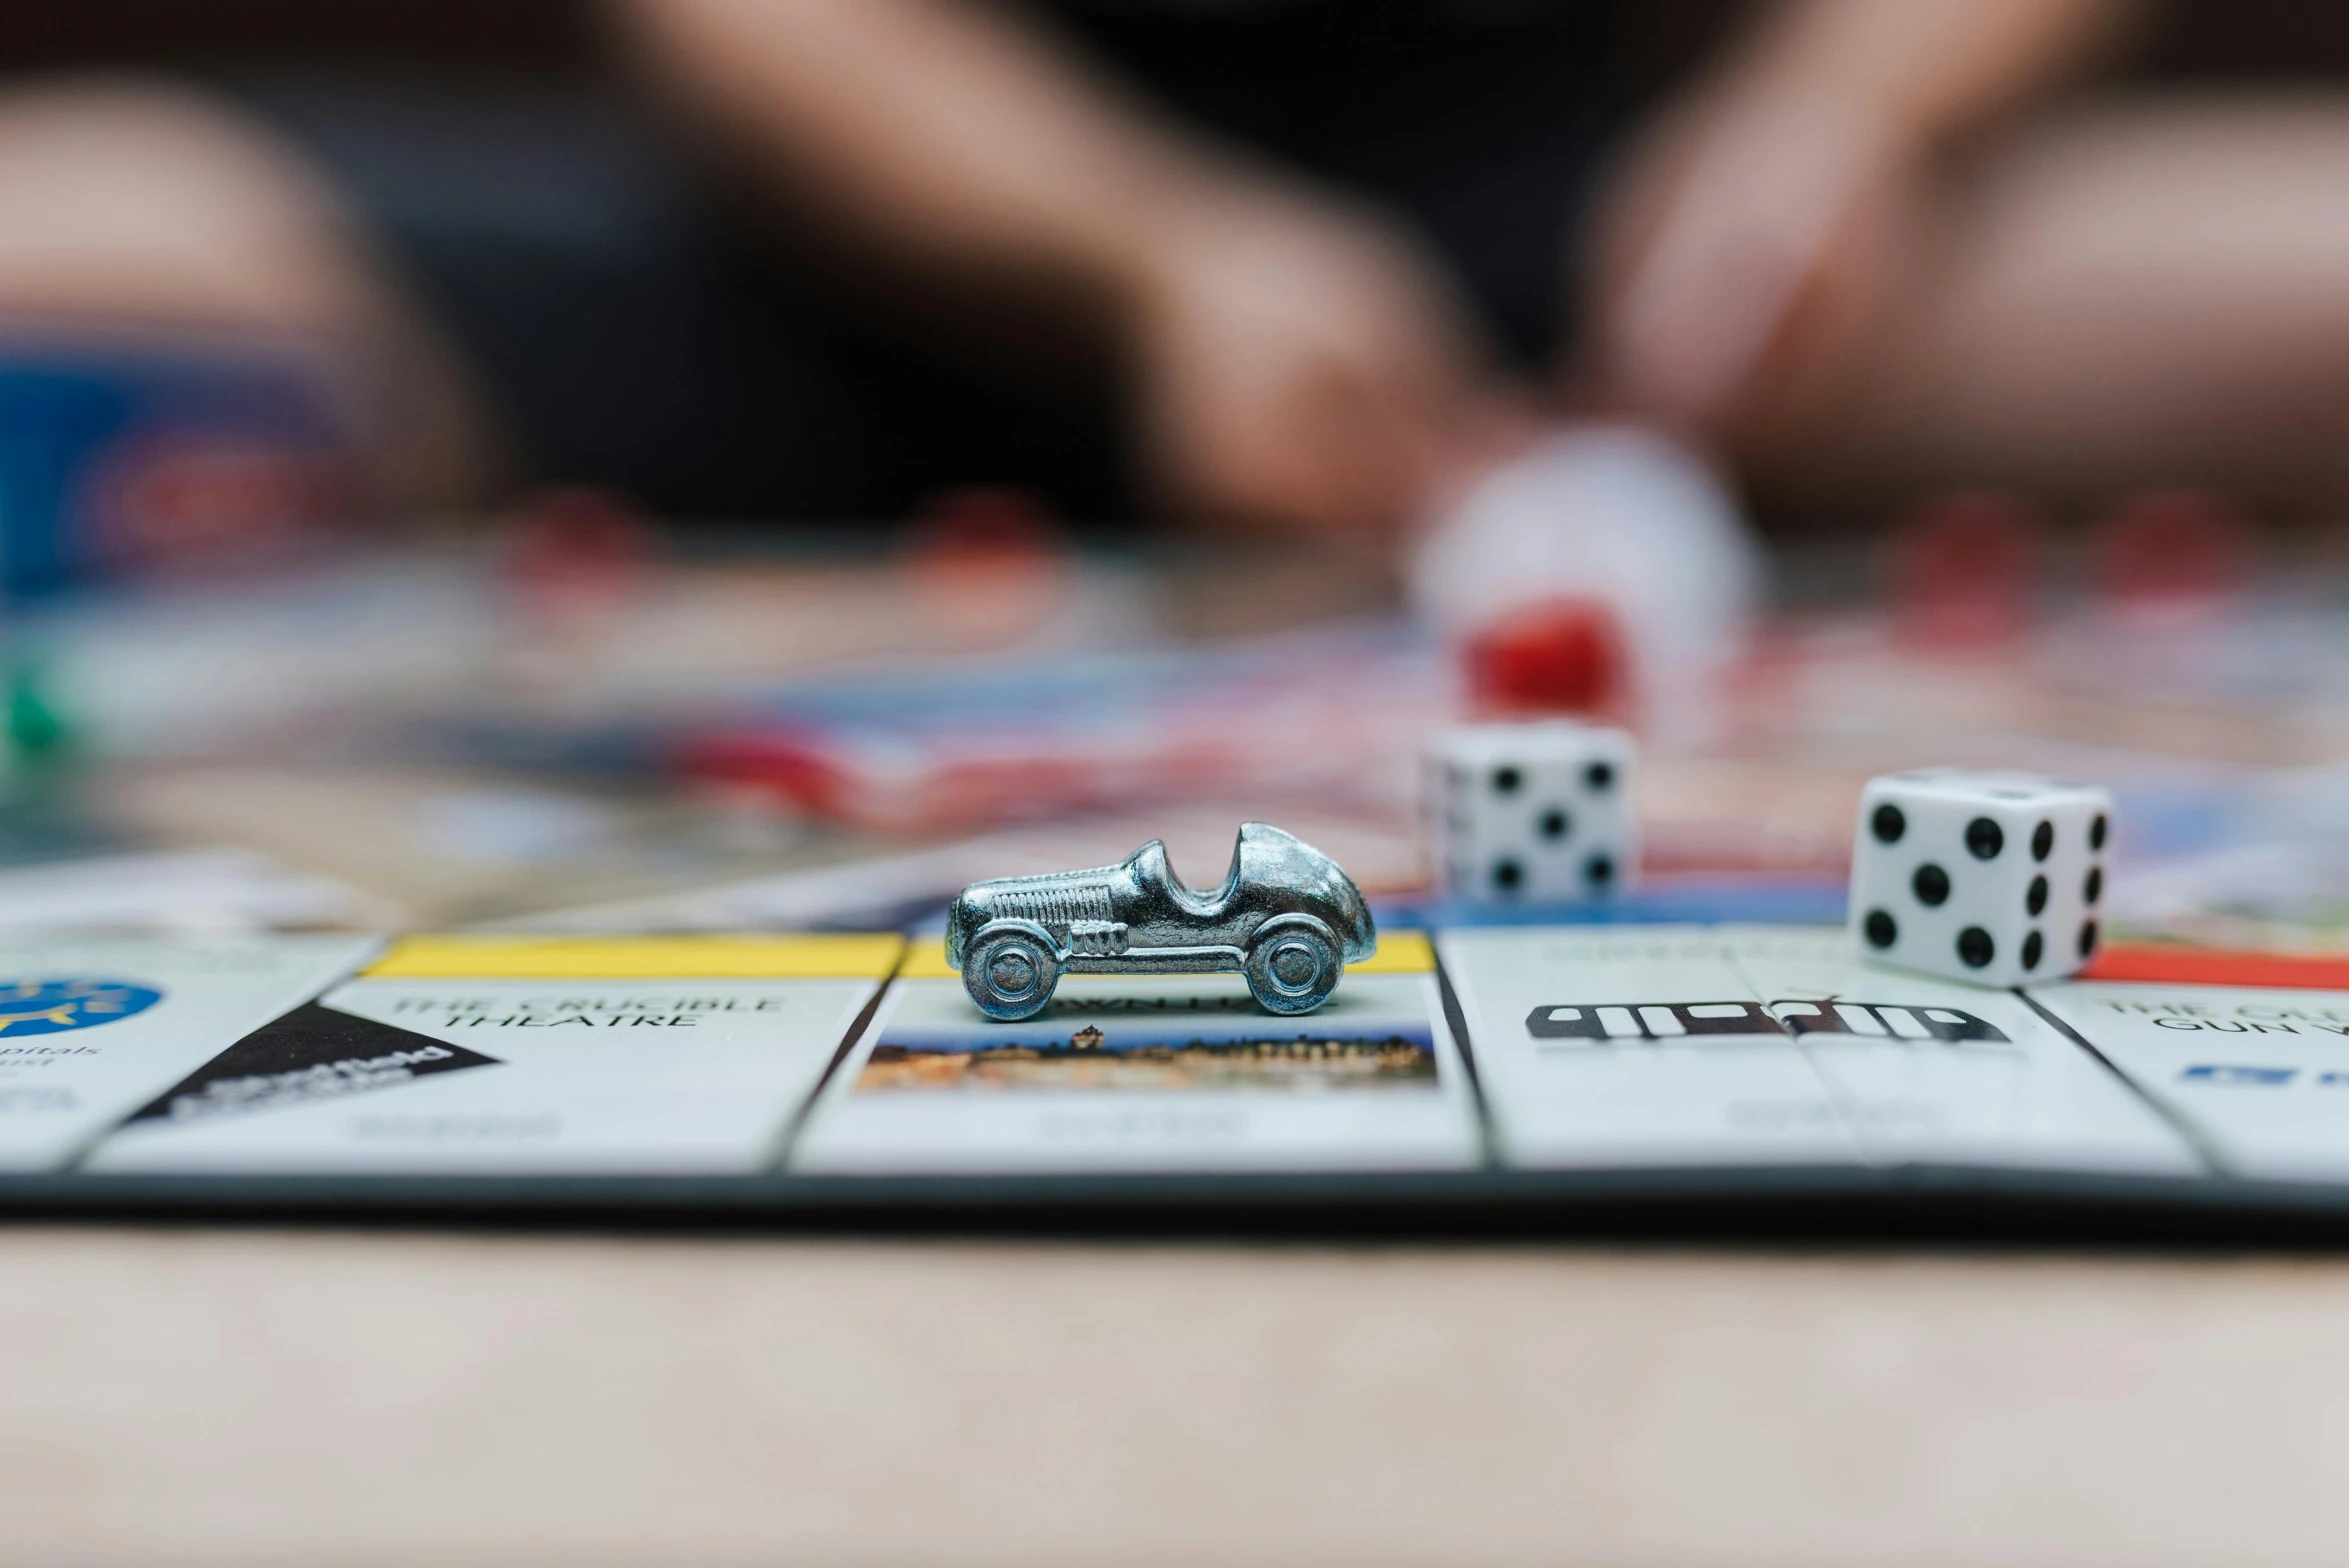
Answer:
10, 1164, 2349, 1243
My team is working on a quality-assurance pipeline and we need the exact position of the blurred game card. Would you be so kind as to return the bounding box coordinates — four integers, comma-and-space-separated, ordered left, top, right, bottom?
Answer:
791, 933, 1479, 1174
1438, 925, 1861, 1169
2027, 980, 2349, 1181
1724, 927, 2197, 1175
0, 935, 379, 1171
84, 934, 898, 1176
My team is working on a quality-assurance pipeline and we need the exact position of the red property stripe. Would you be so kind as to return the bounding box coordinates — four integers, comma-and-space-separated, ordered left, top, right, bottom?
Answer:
2084, 943, 2349, 990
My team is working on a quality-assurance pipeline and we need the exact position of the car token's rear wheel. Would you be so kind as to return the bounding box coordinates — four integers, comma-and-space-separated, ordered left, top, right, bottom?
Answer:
1244, 921, 1341, 1016
964, 924, 1060, 1021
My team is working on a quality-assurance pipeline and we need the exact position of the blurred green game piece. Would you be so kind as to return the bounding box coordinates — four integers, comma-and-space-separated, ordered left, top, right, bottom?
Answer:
6, 657, 70, 763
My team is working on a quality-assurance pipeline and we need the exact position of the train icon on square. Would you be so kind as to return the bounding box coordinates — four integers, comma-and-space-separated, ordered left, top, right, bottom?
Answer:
1524, 999, 2009, 1045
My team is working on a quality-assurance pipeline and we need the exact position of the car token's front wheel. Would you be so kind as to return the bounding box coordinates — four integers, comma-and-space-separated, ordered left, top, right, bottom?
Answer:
1244, 920, 1341, 1016
964, 923, 1061, 1021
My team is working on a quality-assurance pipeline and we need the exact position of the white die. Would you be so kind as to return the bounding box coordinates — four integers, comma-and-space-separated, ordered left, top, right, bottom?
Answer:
1425, 721, 1636, 905
1850, 769, 2112, 987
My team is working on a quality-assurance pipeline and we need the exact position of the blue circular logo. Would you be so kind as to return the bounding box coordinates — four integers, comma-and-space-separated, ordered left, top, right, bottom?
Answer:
0, 979, 163, 1036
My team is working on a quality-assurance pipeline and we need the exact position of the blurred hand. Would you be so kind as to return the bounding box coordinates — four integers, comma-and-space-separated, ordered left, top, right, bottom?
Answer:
1585, 83, 1926, 435
1126, 185, 1524, 542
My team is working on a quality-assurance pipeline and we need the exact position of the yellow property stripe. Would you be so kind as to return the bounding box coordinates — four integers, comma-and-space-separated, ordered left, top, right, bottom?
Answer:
899, 927, 1432, 980
1343, 930, 1434, 973
366, 933, 905, 980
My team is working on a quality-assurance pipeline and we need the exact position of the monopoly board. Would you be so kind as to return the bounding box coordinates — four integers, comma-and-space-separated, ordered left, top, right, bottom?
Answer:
6, 926, 2349, 1227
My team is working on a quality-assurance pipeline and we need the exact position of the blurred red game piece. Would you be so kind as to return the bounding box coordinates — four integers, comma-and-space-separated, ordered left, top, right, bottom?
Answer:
900, 485, 1062, 572
498, 485, 660, 626
898, 486, 1069, 644
2089, 487, 2253, 626
1883, 490, 2043, 648
1461, 596, 1629, 719
101, 435, 354, 577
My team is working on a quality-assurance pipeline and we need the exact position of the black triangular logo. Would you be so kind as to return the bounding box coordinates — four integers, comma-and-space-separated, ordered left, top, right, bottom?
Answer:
125, 1002, 501, 1126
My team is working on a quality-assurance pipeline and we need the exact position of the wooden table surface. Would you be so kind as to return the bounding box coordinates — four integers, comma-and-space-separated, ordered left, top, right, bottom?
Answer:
5, 1226, 2347, 1566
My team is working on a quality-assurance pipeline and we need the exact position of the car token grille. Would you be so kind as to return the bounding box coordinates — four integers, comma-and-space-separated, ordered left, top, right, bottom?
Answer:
992, 883, 1114, 928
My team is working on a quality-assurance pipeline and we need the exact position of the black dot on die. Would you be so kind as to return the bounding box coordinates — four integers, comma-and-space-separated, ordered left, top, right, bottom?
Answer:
2079, 920, 2100, 959
2026, 875, 2049, 916
2084, 866, 2103, 904
2090, 813, 2109, 851
1492, 858, 1523, 892
1491, 766, 1522, 795
1957, 926, 1995, 969
1584, 761, 1615, 792
1912, 864, 1950, 906
1871, 804, 1906, 844
1585, 854, 1615, 887
1864, 909, 1897, 949
1539, 808, 1569, 840
2031, 821, 2054, 861
2022, 930, 2044, 971
1966, 817, 2004, 860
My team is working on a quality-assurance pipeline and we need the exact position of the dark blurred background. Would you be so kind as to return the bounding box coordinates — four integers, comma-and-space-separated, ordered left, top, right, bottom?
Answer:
21, 2, 2349, 87
9, 0, 2347, 533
